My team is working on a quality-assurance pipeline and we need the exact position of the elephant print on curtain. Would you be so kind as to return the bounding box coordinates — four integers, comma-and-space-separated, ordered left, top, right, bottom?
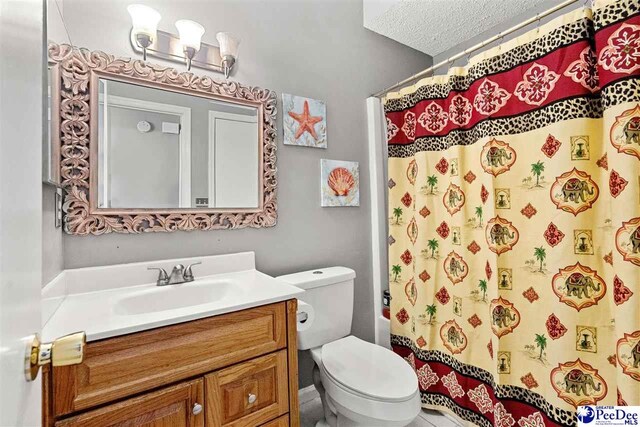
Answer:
384, 0, 640, 425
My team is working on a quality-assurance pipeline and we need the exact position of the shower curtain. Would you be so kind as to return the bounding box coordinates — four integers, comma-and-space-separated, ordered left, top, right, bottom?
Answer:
384, 0, 639, 425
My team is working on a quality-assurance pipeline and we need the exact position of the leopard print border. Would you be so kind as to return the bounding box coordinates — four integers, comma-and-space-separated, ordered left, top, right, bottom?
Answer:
384, 2, 639, 113
392, 335, 576, 427
388, 96, 602, 157
602, 77, 640, 109
384, 18, 592, 112
593, 0, 640, 31
387, 78, 638, 157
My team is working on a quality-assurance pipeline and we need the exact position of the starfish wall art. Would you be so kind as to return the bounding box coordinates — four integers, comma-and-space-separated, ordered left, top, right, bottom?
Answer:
282, 93, 327, 148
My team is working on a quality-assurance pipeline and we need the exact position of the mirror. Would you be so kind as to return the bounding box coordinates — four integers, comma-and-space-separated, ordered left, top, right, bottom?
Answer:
48, 43, 277, 235
97, 78, 260, 209
44, 0, 71, 186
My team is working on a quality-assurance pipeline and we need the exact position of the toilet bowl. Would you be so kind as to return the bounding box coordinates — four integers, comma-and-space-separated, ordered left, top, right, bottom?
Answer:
277, 268, 421, 427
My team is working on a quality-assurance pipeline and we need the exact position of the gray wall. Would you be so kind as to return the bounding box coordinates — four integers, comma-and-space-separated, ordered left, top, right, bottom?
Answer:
106, 107, 181, 208
53, 0, 431, 387
42, 187, 63, 285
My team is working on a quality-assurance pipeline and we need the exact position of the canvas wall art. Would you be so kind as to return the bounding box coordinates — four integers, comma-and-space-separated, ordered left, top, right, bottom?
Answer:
321, 159, 359, 207
283, 93, 327, 148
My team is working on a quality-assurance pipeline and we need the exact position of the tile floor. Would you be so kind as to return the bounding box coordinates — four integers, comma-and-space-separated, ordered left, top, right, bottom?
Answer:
299, 396, 464, 427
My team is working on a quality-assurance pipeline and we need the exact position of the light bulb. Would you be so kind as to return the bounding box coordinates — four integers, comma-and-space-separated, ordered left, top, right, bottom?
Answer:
175, 19, 205, 51
128, 4, 160, 42
216, 32, 240, 58
216, 32, 240, 78
128, 4, 161, 60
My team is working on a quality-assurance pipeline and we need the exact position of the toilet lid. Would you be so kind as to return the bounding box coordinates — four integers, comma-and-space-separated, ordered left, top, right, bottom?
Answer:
321, 336, 418, 401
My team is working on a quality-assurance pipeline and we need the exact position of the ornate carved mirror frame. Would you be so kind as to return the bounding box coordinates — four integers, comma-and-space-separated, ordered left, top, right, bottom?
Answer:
48, 43, 277, 235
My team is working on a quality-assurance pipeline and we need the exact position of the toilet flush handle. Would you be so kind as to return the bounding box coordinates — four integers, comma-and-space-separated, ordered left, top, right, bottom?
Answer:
297, 312, 309, 323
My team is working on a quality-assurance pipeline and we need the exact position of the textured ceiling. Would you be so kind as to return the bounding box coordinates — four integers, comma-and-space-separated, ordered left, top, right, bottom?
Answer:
364, 0, 549, 56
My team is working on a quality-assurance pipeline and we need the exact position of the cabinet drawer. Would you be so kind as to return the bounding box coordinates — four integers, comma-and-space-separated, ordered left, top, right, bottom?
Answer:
260, 415, 289, 427
52, 303, 286, 417
206, 351, 289, 427
55, 379, 204, 427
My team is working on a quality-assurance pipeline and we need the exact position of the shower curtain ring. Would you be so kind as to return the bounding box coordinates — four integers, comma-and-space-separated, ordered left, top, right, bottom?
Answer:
536, 14, 541, 34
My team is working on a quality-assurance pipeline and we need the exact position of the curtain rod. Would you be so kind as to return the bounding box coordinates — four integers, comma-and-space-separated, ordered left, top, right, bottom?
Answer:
373, 0, 581, 98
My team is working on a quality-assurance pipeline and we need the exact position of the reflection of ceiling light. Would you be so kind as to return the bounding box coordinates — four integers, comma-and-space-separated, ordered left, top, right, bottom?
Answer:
127, 5, 240, 77
127, 4, 161, 61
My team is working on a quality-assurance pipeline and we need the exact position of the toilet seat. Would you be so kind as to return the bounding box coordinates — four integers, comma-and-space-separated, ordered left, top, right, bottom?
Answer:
310, 336, 422, 426
321, 336, 418, 402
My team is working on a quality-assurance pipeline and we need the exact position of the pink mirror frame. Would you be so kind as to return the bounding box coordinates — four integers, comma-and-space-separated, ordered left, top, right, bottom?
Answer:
48, 43, 277, 235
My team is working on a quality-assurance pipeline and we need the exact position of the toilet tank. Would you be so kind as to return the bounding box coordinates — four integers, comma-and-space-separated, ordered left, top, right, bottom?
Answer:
276, 267, 355, 350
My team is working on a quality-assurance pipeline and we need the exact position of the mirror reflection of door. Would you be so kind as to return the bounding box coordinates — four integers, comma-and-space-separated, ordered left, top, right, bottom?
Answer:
208, 108, 259, 208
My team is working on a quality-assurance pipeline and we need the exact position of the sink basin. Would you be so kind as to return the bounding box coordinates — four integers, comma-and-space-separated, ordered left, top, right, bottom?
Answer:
114, 280, 237, 315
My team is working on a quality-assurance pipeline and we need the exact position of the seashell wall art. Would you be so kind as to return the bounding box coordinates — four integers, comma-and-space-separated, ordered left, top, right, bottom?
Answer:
321, 159, 359, 207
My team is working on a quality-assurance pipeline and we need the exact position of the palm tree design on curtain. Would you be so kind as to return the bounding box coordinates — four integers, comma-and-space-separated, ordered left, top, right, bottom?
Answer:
391, 264, 402, 282
535, 333, 547, 361
475, 206, 483, 227
478, 279, 488, 301
393, 207, 403, 224
531, 161, 545, 187
426, 304, 437, 324
427, 238, 439, 258
427, 175, 438, 194
534, 246, 546, 272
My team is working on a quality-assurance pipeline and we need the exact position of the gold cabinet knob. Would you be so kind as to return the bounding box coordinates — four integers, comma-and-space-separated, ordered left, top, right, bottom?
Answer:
26, 331, 86, 381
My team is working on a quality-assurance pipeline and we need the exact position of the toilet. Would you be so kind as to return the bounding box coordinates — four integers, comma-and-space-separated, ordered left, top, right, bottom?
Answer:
277, 267, 421, 427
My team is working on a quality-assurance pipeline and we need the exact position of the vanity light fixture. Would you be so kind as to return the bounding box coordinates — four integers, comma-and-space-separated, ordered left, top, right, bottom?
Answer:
127, 5, 240, 77
175, 19, 205, 71
216, 32, 240, 79
127, 4, 161, 61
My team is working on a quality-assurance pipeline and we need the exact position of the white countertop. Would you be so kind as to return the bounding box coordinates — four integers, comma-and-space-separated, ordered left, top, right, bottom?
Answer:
41, 253, 303, 342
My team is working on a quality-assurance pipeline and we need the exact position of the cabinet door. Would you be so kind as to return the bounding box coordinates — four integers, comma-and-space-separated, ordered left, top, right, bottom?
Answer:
55, 379, 204, 427
205, 351, 288, 427
52, 303, 286, 417
260, 415, 289, 427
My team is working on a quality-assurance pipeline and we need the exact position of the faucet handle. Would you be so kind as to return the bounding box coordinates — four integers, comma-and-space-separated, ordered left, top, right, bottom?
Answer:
184, 262, 202, 282
148, 267, 169, 286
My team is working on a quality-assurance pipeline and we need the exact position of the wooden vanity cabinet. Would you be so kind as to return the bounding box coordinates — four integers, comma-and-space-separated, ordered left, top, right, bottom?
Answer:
54, 379, 204, 427
42, 300, 300, 427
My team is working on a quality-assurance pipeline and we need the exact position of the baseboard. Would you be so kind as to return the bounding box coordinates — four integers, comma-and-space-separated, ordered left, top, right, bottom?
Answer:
298, 384, 319, 405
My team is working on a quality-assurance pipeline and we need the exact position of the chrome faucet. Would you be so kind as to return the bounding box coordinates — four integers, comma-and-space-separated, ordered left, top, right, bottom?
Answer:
148, 262, 201, 286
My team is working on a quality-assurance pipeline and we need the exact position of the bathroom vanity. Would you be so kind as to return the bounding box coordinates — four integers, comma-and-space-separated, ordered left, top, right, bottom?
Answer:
40, 40, 300, 426
40, 253, 303, 427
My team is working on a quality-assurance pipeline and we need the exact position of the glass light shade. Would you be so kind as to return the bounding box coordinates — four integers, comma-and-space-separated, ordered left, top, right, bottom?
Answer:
216, 32, 240, 58
175, 20, 205, 51
127, 4, 161, 39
